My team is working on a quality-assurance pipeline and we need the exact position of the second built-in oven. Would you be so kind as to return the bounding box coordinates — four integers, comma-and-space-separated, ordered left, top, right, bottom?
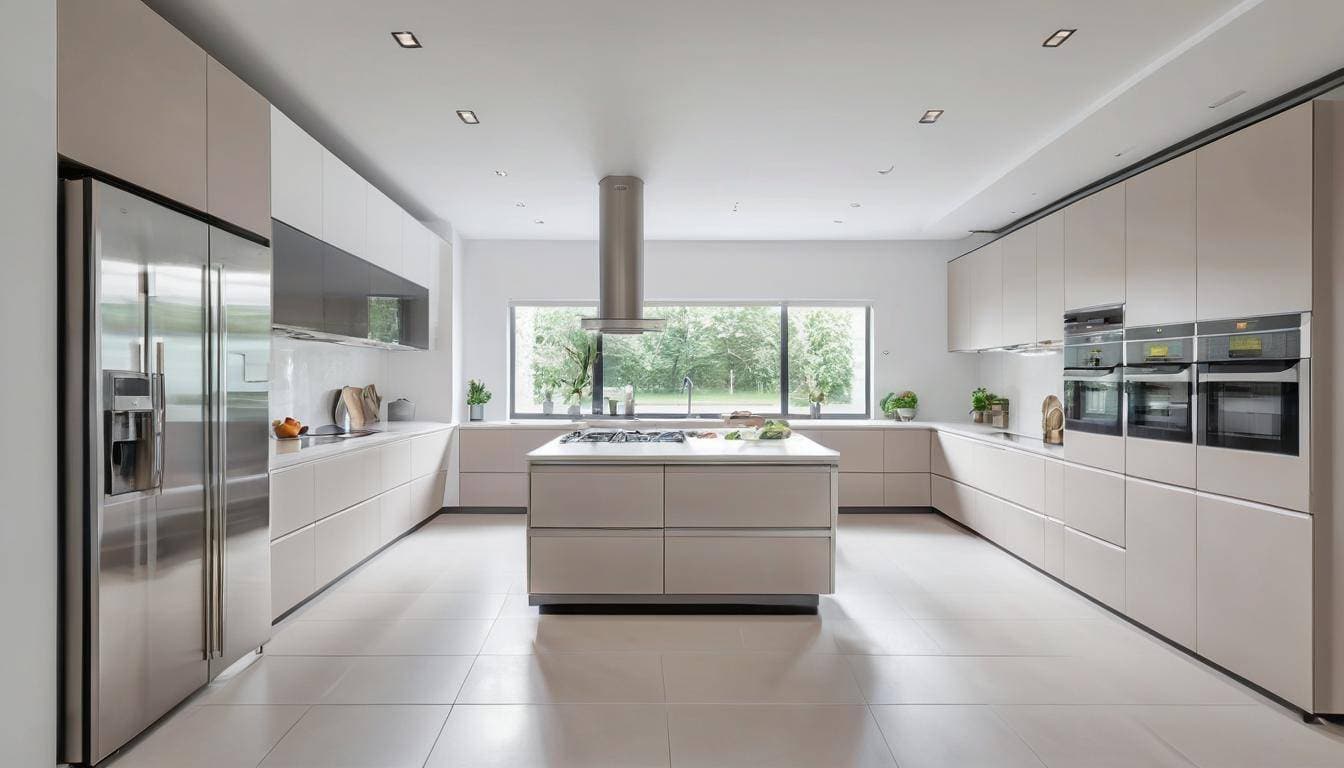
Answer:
1125, 324, 1195, 444
1195, 313, 1310, 511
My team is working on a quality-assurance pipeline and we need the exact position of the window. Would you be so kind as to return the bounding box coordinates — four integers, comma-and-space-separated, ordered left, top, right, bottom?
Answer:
510, 302, 870, 418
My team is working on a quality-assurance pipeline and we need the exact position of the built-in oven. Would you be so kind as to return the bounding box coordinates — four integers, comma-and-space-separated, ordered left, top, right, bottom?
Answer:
1194, 313, 1310, 511
1125, 324, 1195, 444
1197, 314, 1305, 456
1063, 306, 1125, 437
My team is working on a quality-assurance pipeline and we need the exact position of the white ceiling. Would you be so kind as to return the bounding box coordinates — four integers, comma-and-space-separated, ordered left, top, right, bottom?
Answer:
146, 0, 1344, 241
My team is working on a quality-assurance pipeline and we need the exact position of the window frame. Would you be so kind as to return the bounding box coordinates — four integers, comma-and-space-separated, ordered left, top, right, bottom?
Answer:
507, 299, 872, 420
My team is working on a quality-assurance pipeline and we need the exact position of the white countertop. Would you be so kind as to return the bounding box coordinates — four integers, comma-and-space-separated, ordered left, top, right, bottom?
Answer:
270, 420, 456, 471
527, 430, 840, 464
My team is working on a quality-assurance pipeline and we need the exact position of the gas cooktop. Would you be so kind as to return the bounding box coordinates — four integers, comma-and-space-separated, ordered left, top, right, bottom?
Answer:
560, 428, 686, 444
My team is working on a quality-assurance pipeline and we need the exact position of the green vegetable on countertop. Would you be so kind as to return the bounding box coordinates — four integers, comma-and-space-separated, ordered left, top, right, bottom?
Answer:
724, 430, 741, 440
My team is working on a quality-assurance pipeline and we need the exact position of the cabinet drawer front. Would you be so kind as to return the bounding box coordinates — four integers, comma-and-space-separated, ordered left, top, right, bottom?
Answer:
1063, 430, 1125, 474
664, 535, 831, 594
1063, 463, 1126, 546
931, 475, 962, 523
410, 471, 448, 522
1195, 493, 1312, 708
1063, 528, 1125, 610
838, 472, 886, 508
379, 484, 412, 546
1125, 479, 1196, 649
532, 466, 664, 527
271, 463, 316, 538
884, 473, 931, 507
1042, 516, 1064, 578
458, 429, 515, 473
665, 466, 831, 526
822, 430, 885, 473
998, 450, 1045, 512
314, 449, 375, 519
410, 430, 451, 478
529, 531, 663, 594
883, 430, 931, 472
932, 432, 976, 482
1125, 436, 1194, 489
1003, 502, 1046, 568
460, 472, 527, 508
271, 526, 316, 619
1044, 460, 1065, 521
314, 500, 373, 586
379, 440, 412, 491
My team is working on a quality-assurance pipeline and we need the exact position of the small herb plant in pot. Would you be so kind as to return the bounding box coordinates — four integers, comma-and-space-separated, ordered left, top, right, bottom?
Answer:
882, 390, 919, 421
564, 340, 595, 416
970, 387, 992, 423
467, 379, 492, 421
804, 374, 827, 418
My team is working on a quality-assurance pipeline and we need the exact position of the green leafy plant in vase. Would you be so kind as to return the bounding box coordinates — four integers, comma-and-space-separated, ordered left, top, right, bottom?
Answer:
970, 387, 993, 423
563, 340, 595, 416
467, 379, 492, 421
804, 374, 827, 418
882, 390, 919, 421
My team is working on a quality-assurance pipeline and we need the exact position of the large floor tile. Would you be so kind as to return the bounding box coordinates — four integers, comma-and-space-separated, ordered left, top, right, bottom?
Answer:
199, 656, 352, 705
481, 616, 744, 654
425, 704, 670, 768
320, 655, 475, 704
828, 619, 941, 655
667, 704, 896, 767
365, 619, 495, 655
264, 620, 379, 656
456, 653, 665, 703
404, 591, 507, 619
738, 616, 839, 653
296, 591, 418, 621
259, 704, 450, 768
662, 653, 865, 704
107, 705, 308, 768
847, 655, 1112, 705
1134, 705, 1344, 768
914, 619, 1097, 656
993, 705, 1196, 768
869, 705, 1045, 768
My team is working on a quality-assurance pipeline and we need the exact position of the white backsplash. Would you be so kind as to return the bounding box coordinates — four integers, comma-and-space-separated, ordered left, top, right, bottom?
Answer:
270, 334, 391, 427
976, 349, 1064, 438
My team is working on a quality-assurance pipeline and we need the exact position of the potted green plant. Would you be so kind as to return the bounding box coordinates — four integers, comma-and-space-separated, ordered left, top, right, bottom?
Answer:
536, 373, 557, 415
467, 379, 492, 421
563, 340, 595, 417
882, 390, 919, 421
804, 374, 827, 419
970, 386, 992, 423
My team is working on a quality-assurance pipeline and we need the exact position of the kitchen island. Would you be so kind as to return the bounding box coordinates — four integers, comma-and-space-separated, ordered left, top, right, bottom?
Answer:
525, 429, 840, 611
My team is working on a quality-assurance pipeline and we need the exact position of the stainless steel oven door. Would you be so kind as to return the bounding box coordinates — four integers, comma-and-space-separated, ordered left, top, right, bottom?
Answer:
1064, 368, 1123, 437
1197, 360, 1301, 456
1125, 365, 1193, 443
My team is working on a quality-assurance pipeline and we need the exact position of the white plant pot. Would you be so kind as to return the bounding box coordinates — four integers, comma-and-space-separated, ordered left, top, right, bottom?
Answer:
567, 404, 581, 417
896, 407, 917, 422
542, 399, 554, 415
809, 402, 821, 418
469, 404, 484, 421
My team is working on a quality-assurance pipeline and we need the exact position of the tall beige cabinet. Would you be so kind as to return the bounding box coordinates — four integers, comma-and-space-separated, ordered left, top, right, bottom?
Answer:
1125, 153, 1196, 326
1000, 224, 1038, 347
1196, 102, 1314, 321
1063, 182, 1126, 311
1035, 212, 1065, 343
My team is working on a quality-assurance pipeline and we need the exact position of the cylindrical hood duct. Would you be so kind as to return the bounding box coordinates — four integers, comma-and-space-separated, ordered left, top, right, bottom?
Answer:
581, 176, 665, 334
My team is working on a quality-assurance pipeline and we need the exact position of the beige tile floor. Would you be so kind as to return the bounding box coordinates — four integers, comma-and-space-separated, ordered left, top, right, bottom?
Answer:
106, 513, 1344, 768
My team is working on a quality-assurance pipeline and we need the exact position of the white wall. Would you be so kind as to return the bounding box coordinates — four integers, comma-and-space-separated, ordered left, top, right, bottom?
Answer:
270, 336, 392, 427
0, 2, 57, 765
388, 237, 455, 421
460, 239, 979, 421
976, 350, 1064, 437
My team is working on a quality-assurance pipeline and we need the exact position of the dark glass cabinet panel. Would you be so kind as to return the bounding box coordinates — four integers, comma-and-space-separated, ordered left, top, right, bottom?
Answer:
271, 219, 429, 348
270, 220, 325, 332
322, 245, 371, 339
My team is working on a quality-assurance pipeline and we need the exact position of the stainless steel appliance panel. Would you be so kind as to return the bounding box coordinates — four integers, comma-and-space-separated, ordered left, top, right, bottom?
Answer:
1124, 324, 1196, 444
1195, 313, 1308, 457
209, 227, 273, 676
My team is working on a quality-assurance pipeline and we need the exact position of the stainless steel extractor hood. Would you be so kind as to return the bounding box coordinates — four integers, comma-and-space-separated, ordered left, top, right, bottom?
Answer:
581, 176, 665, 334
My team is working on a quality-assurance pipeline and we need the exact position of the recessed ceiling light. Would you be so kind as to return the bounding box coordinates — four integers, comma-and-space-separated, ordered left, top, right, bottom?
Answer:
1208, 89, 1247, 109
456, 109, 480, 125
918, 109, 944, 124
1042, 28, 1075, 47
849, 202, 861, 208
533, 218, 545, 224
833, 219, 844, 224
877, 165, 894, 175
494, 169, 508, 177
391, 31, 422, 49
515, 201, 526, 208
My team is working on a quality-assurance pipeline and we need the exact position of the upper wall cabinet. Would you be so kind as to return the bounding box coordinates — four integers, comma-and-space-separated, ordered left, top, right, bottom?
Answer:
1126, 153, 1196, 326
402, 213, 435, 289
1000, 224, 1037, 347
270, 107, 324, 239
206, 58, 270, 238
1036, 211, 1065, 342
1064, 183, 1126, 311
946, 256, 972, 352
970, 240, 1003, 350
366, 185, 403, 275
1196, 103, 1313, 321
58, 0, 208, 211
322, 151, 367, 258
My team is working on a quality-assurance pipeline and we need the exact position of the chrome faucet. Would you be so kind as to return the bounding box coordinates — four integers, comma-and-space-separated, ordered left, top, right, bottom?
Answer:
681, 375, 694, 417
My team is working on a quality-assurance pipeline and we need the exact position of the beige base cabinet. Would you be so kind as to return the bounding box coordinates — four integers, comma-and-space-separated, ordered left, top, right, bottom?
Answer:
666, 466, 831, 527
664, 533, 832, 594
1063, 527, 1125, 611
1062, 463, 1126, 547
529, 531, 664, 595
269, 428, 453, 618
1196, 493, 1313, 708
839, 472, 885, 507
883, 473, 931, 507
883, 430, 931, 472
533, 466, 665, 528
460, 472, 528, 508
1125, 479, 1196, 649
458, 429, 570, 507
1042, 516, 1065, 578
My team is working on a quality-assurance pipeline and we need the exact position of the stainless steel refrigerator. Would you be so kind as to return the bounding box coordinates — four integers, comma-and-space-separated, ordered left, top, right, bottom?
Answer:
59, 177, 272, 766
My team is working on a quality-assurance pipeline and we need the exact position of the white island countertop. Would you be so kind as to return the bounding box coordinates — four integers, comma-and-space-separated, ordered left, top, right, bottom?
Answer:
527, 430, 839, 465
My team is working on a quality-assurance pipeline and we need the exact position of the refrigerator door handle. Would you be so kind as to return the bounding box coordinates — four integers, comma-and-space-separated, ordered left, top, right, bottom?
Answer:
204, 264, 226, 659
213, 264, 228, 659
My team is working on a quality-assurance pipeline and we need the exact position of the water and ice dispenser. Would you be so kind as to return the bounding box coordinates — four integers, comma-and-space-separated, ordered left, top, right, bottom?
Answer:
102, 370, 160, 495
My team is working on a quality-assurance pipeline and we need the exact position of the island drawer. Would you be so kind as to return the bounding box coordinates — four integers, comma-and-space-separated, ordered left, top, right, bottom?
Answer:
529, 465, 665, 527
664, 531, 832, 594
664, 465, 833, 527
529, 529, 664, 594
